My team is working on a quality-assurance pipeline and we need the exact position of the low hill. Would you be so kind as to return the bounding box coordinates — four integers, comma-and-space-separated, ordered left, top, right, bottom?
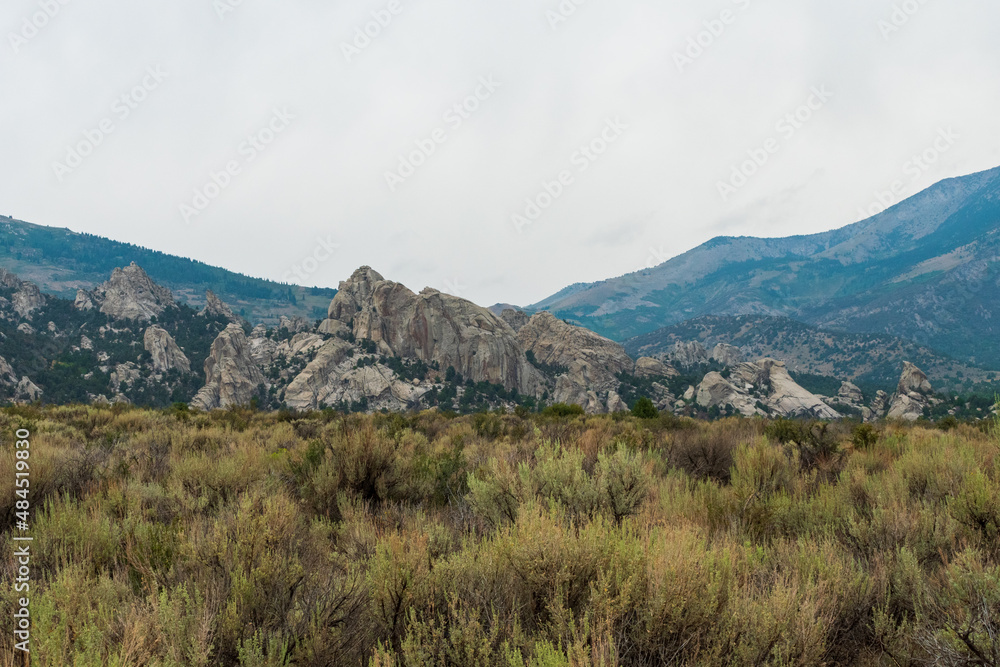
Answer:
0, 216, 335, 325
625, 315, 1000, 396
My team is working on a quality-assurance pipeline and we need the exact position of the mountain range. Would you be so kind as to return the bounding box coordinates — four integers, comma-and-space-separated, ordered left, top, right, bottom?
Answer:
1, 164, 998, 420
529, 166, 1000, 370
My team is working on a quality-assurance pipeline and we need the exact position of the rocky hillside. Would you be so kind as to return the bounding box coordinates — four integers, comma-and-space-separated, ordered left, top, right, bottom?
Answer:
530, 166, 1000, 369
626, 315, 1000, 396
0, 216, 335, 325
1, 262, 993, 423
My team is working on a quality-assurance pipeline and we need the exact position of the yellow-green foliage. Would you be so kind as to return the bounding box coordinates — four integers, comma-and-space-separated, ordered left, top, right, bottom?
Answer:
1, 406, 1000, 665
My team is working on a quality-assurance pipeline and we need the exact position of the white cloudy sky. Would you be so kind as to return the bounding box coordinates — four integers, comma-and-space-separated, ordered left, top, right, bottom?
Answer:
2, 0, 999, 307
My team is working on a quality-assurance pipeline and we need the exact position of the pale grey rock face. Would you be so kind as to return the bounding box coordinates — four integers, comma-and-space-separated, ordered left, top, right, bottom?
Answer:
16, 323, 35, 335
15, 376, 43, 402
191, 324, 265, 410
284, 338, 428, 411
111, 363, 142, 389
670, 341, 709, 368
328, 267, 542, 395
634, 356, 678, 379
80, 335, 94, 350
518, 311, 633, 411
870, 390, 889, 417
500, 308, 531, 333
0, 356, 16, 384
829, 381, 874, 422
276, 333, 326, 359
200, 290, 239, 322
897, 361, 932, 395
12, 282, 45, 319
317, 318, 349, 337
606, 390, 629, 414
143, 325, 191, 373
74, 290, 95, 311
887, 362, 935, 421
696, 359, 840, 419
93, 263, 175, 321
710, 344, 744, 367
279, 315, 312, 333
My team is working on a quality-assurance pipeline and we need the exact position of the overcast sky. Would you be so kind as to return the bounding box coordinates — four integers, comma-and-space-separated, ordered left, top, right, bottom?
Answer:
2, 0, 999, 307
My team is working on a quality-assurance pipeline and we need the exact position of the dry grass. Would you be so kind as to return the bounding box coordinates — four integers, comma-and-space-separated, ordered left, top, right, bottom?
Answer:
0, 405, 999, 665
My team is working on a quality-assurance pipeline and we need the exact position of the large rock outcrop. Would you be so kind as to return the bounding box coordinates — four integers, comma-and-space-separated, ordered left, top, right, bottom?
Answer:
670, 341, 709, 368
327, 267, 542, 395
90, 263, 175, 321
710, 344, 744, 367
0, 269, 46, 319
283, 338, 427, 411
886, 362, 936, 421
518, 311, 635, 412
200, 290, 239, 322
143, 325, 191, 373
190, 324, 265, 410
634, 356, 679, 379
696, 358, 841, 419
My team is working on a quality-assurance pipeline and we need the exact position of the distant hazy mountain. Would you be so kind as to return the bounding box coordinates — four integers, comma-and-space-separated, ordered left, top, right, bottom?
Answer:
0, 216, 336, 325
531, 166, 1000, 368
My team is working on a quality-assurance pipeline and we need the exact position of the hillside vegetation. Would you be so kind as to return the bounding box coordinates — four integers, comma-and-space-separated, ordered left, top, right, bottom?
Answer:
2, 406, 999, 666
0, 217, 336, 324
532, 167, 1000, 369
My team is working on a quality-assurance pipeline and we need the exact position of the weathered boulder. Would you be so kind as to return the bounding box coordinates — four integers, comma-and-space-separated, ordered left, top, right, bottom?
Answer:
281, 333, 326, 358
670, 341, 709, 368
317, 318, 350, 337
143, 325, 191, 373
887, 362, 935, 421
248, 326, 279, 368
518, 312, 633, 381
12, 282, 45, 319
279, 316, 311, 333
518, 311, 634, 412
328, 267, 542, 395
634, 356, 678, 379
897, 361, 932, 396
697, 359, 840, 419
500, 309, 531, 333
829, 381, 874, 421
15, 376, 42, 403
696, 372, 758, 416
606, 390, 629, 414
200, 290, 239, 322
191, 324, 265, 410
93, 263, 175, 321
74, 290, 95, 311
710, 343, 744, 367
284, 338, 427, 411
